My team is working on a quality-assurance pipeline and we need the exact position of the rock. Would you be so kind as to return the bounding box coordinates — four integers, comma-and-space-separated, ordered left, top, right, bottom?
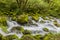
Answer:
43, 28, 49, 32
32, 13, 39, 21
17, 14, 29, 24
10, 27, 24, 33
40, 20, 45, 23
53, 20, 60, 27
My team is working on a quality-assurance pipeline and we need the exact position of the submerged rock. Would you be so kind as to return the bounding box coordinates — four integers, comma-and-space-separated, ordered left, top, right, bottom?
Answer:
10, 27, 24, 33
43, 28, 49, 32
40, 20, 45, 23
53, 20, 60, 27
22, 30, 32, 35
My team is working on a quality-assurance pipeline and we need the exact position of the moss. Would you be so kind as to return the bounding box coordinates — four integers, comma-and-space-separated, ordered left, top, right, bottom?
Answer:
2, 26, 8, 33
6, 34, 19, 40
43, 28, 49, 32
40, 20, 45, 23
0, 24, 8, 33
21, 35, 36, 40
0, 16, 7, 26
0, 34, 7, 40
23, 30, 32, 35
32, 24, 38, 26
44, 33, 60, 40
17, 14, 29, 24
32, 13, 39, 21
11, 16, 17, 21
53, 20, 60, 27
42, 17, 49, 20
34, 34, 42, 40
11, 26, 24, 33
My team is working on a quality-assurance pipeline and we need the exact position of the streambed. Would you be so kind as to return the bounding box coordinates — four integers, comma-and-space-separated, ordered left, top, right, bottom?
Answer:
0, 17, 60, 38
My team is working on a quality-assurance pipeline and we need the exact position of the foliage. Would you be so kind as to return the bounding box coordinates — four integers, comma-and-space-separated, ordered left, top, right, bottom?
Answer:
0, 0, 60, 40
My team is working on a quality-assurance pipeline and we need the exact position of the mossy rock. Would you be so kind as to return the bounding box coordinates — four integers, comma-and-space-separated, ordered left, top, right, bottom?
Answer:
44, 33, 60, 40
21, 35, 36, 40
6, 34, 19, 40
17, 14, 29, 24
53, 20, 60, 27
40, 20, 45, 23
11, 27, 24, 33
42, 17, 49, 20
11, 16, 17, 21
34, 34, 42, 40
43, 28, 49, 32
23, 30, 32, 35
32, 24, 38, 26
32, 13, 39, 21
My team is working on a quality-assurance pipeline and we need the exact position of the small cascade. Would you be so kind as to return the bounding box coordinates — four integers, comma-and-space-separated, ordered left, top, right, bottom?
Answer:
7, 21, 20, 31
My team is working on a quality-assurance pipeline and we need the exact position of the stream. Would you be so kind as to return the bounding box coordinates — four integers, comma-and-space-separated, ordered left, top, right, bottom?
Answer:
0, 17, 60, 38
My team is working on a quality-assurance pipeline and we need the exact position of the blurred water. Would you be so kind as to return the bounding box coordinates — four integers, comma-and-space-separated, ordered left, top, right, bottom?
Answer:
0, 17, 60, 38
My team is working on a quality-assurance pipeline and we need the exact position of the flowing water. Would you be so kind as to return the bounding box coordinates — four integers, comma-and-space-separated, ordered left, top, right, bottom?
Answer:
0, 17, 60, 38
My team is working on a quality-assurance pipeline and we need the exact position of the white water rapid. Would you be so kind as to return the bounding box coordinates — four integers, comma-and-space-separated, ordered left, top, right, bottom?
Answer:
0, 17, 60, 38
